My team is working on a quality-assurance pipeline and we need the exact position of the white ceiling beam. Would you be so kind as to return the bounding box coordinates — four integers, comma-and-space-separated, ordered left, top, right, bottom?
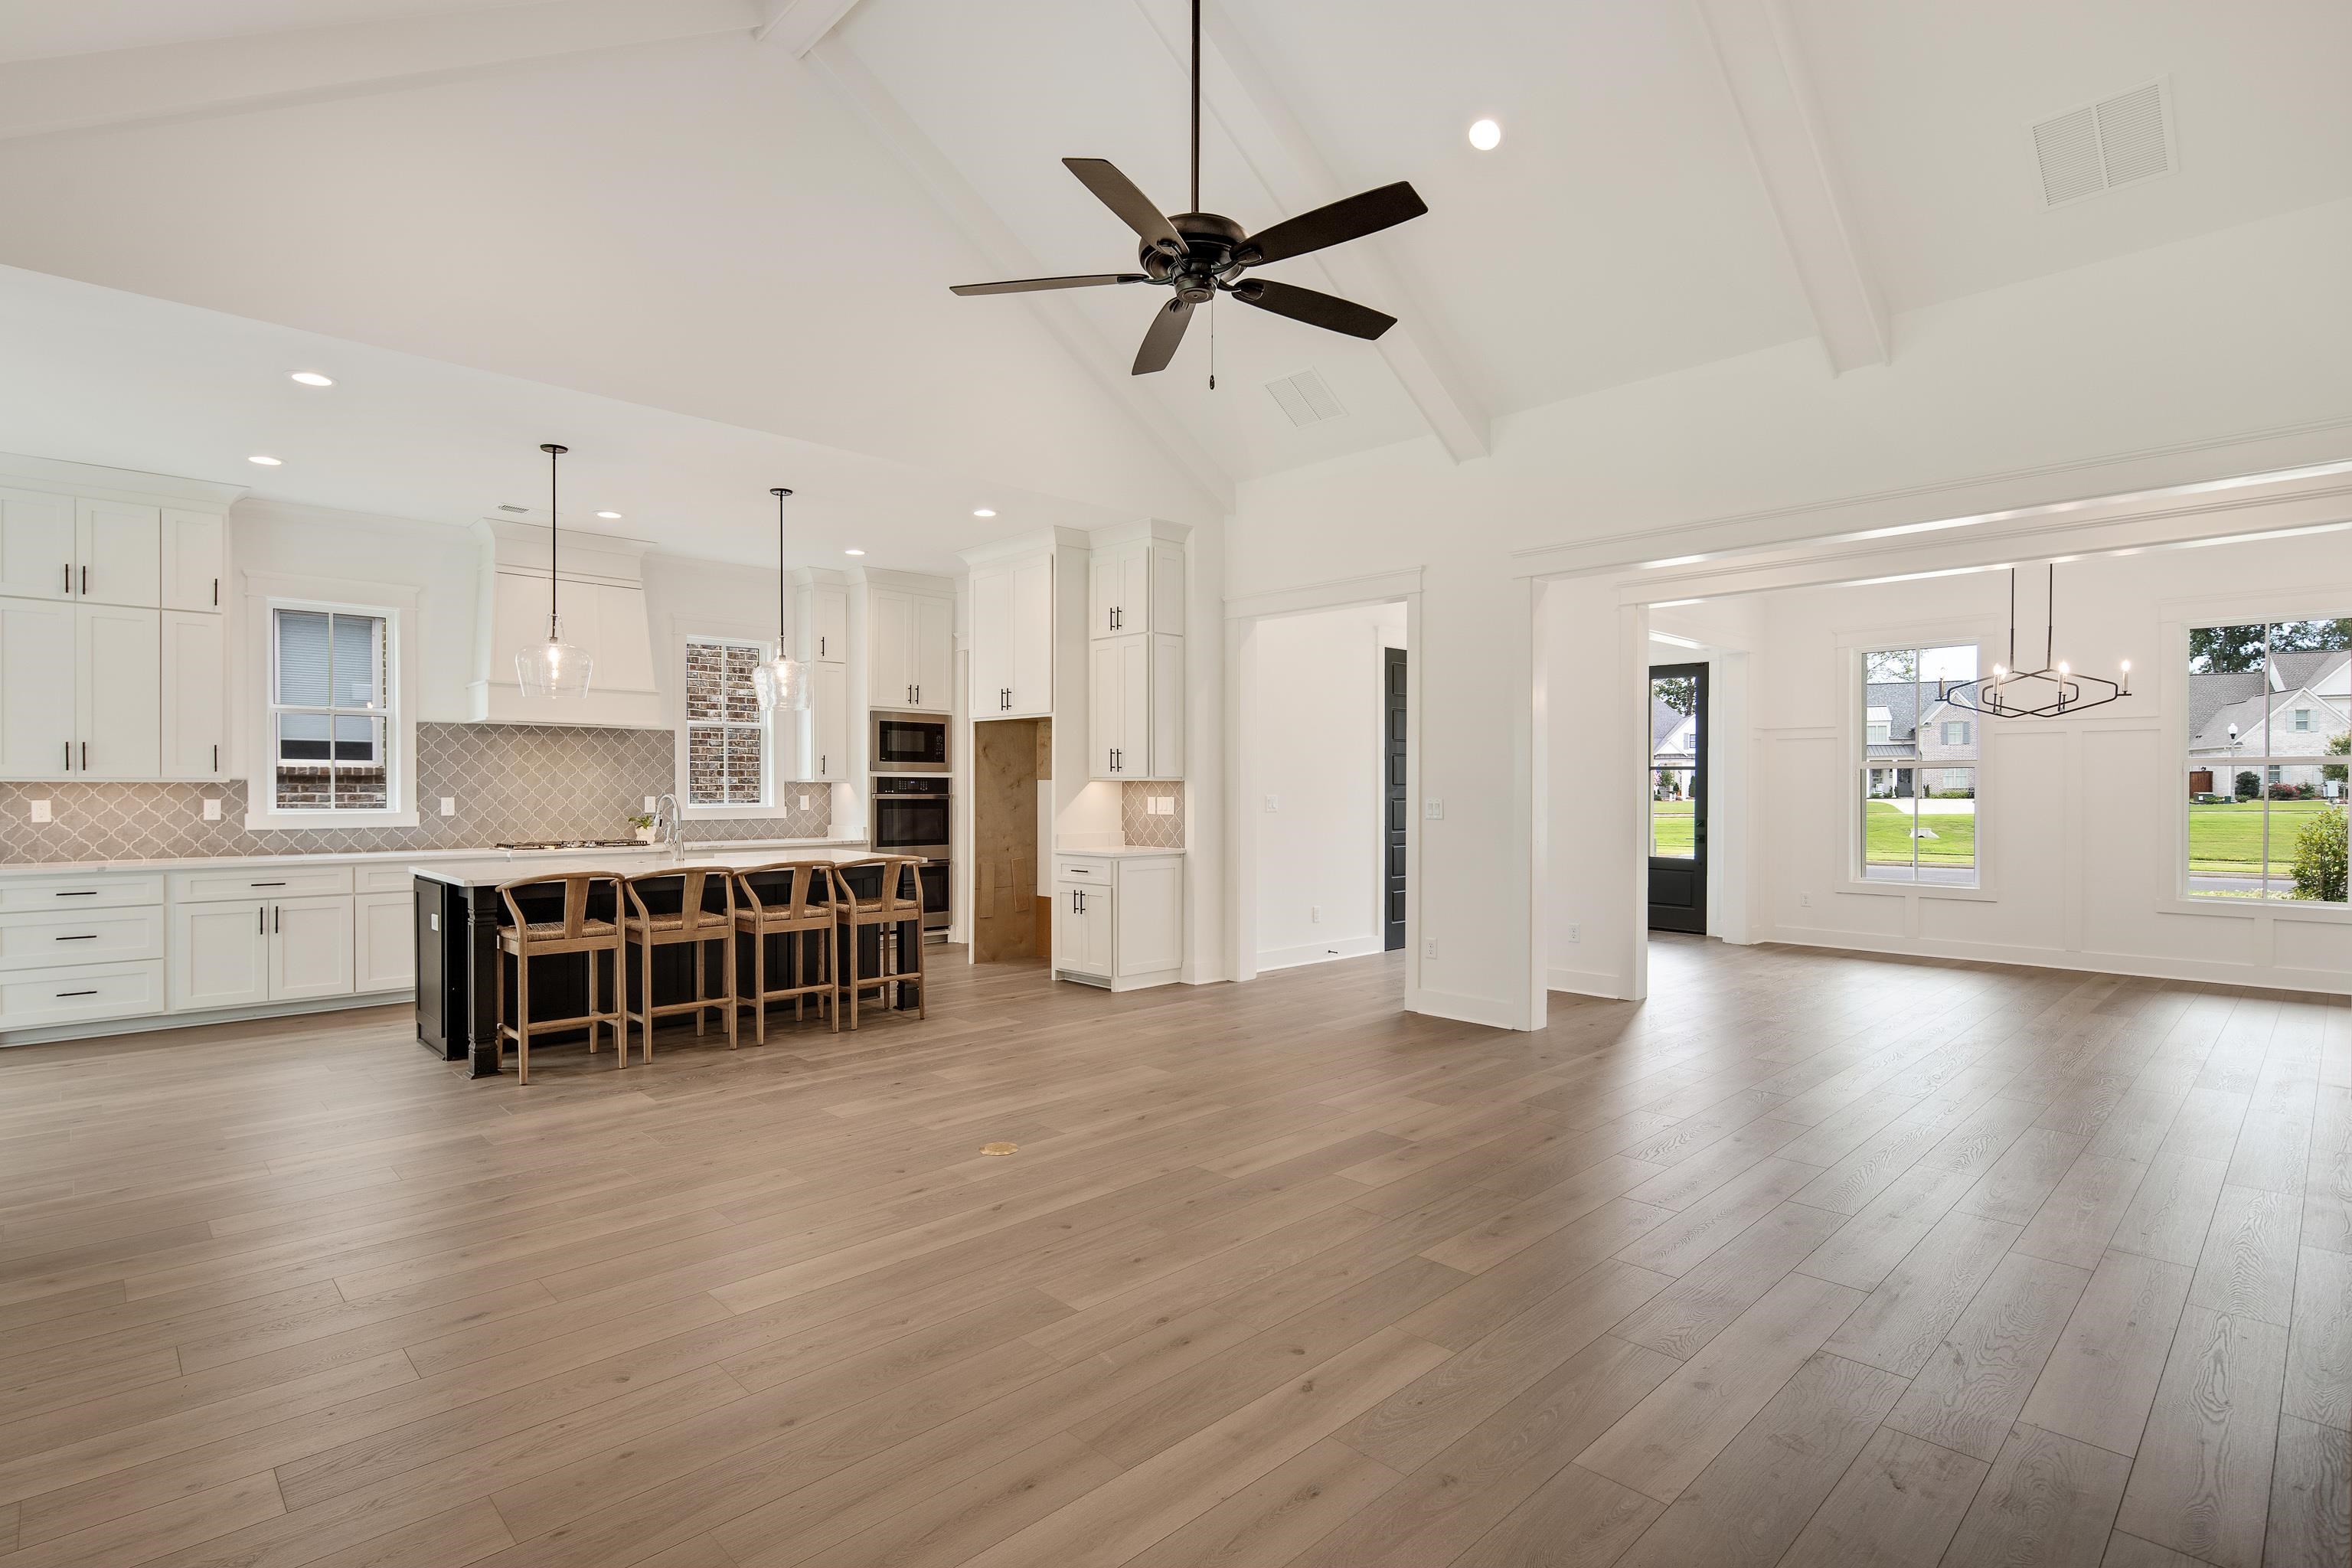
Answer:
753, 0, 864, 55
1142, 2, 1488, 463
1694, 0, 1888, 373
0, 0, 760, 142
803, 34, 1233, 514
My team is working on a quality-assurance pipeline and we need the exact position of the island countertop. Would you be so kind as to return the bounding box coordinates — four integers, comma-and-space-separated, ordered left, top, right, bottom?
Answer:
409, 838, 871, 888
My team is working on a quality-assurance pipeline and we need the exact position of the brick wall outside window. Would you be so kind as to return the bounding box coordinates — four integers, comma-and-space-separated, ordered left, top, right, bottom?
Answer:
685, 639, 766, 805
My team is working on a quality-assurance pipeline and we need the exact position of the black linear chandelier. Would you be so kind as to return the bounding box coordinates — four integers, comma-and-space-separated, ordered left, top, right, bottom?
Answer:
1942, 564, 2132, 719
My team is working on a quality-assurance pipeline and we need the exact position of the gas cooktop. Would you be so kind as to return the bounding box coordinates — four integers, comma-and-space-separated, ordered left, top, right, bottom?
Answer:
493, 839, 647, 851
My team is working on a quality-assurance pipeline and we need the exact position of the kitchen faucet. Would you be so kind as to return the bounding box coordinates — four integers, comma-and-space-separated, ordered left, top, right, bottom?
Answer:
652, 792, 684, 858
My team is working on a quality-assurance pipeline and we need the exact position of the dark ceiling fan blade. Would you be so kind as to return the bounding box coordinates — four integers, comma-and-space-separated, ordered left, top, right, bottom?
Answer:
1240, 181, 1428, 265
1230, 279, 1396, 340
1132, 297, 1195, 374
1063, 158, 1186, 255
950, 273, 1150, 296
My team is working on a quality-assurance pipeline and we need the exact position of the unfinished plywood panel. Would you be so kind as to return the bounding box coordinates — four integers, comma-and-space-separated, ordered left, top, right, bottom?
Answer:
973, 717, 1042, 962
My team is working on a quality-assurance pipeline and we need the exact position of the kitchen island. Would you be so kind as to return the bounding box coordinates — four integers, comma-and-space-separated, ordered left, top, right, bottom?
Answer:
412, 841, 874, 1076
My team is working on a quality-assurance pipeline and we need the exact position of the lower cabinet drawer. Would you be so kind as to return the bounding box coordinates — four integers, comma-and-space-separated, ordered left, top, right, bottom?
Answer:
172, 866, 354, 903
0, 907, 166, 972
0, 875, 166, 913
0, 961, 165, 1031
354, 865, 413, 894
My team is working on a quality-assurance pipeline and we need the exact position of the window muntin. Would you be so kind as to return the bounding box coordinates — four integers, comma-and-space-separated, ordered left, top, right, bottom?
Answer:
1860, 643, 1979, 886
684, 637, 767, 807
2184, 617, 2349, 903
270, 609, 389, 811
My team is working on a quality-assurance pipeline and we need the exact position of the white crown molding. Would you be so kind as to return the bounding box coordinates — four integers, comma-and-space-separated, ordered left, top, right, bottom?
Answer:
0, 451, 243, 508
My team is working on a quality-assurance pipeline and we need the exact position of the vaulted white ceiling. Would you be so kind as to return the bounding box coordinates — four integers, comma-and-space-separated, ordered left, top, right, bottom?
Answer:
0, 0, 2344, 555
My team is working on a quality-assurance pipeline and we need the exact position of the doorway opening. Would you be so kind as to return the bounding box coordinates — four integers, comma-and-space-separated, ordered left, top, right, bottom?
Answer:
1648, 662, 1707, 933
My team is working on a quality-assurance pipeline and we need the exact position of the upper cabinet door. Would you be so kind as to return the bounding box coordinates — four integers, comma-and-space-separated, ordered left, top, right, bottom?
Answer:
0, 596, 76, 776
0, 488, 75, 602
1089, 545, 1151, 640
76, 604, 162, 779
912, 594, 954, 712
76, 500, 161, 608
805, 585, 847, 664
1088, 639, 1122, 779
159, 510, 226, 612
1147, 541, 1185, 636
868, 589, 910, 707
1008, 554, 1053, 716
161, 610, 227, 779
969, 567, 1011, 716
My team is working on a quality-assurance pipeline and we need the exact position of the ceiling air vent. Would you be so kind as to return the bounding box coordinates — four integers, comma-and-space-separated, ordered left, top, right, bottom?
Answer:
1264, 368, 1345, 427
2032, 80, 2173, 207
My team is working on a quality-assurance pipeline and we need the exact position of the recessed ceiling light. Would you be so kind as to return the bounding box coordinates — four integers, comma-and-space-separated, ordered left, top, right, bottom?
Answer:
1468, 118, 1502, 151
844, 548, 866, 556
972, 508, 997, 518
289, 371, 334, 387
247, 454, 283, 466
595, 511, 621, 519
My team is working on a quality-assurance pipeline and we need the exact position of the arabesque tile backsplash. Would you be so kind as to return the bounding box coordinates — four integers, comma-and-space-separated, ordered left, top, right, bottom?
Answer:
0, 724, 830, 864
1121, 781, 1185, 849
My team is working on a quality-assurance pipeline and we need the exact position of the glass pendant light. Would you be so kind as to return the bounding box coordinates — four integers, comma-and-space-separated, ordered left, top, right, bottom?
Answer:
753, 486, 811, 712
516, 443, 593, 698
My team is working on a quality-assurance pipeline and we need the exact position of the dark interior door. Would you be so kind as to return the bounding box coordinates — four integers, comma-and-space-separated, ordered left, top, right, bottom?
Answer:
1648, 662, 1708, 933
1384, 647, 1408, 951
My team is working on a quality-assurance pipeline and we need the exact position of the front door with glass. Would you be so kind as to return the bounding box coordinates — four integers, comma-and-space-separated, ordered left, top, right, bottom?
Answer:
1648, 663, 1707, 933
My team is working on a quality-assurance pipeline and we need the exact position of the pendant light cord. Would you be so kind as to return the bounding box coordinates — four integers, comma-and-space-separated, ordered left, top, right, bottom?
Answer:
540, 443, 568, 641
772, 488, 793, 648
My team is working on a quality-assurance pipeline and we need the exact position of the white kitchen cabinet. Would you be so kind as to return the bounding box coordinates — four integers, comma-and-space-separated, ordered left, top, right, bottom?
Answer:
0, 596, 76, 776
271, 895, 355, 1001
1089, 632, 1183, 779
160, 510, 226, 612
354, 890, 416, 993
160, 610, 227, 779
171, 900, 272, 1012
1087, 537, 1184, 640
801, 582, 847, 664
786, 660, 850, 782
1053, 852, 1181, 990
0, 906, 164, 972
0, 869, 170, 1034
75, 603, 161, 779
0, 488, 76, 601
0, 962, 164, 1031
868, 585, 954, 711
75, 500, 161, 608
970, 553, 1053, 718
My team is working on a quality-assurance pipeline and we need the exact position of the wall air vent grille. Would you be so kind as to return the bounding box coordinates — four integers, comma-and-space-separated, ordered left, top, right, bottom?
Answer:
1264, 368, 1346, 427
2033, 80, 2173, 207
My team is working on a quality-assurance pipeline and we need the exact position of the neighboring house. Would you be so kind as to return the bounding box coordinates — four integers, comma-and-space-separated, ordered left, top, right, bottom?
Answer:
1651, 697, 1696, 796
2187, 648, 2350, 798
1861, 679, 1978, 798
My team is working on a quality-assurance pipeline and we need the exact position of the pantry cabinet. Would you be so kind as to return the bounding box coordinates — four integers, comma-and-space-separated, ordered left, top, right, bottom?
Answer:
1087, 536, 1185, 640
1088, 632, 1183, 779
969, 551, 1053, 717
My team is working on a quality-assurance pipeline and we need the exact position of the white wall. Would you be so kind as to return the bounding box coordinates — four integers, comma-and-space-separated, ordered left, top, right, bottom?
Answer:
1655, 534, 2352, 994
1233, 195, 2352, 1027
1246, 603, 1406, 971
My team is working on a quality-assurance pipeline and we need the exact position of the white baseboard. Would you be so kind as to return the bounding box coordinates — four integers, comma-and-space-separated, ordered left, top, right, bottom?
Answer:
1408, 986, 1530, 1031
1256, 935, 1385, 973
1756, 923, 2350, 997
0, 989, 416, 1049
1547, 964, 1637, 1000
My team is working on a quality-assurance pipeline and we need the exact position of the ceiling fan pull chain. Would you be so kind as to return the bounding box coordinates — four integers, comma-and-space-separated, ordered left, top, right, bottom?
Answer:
1208, 291, 1216, 390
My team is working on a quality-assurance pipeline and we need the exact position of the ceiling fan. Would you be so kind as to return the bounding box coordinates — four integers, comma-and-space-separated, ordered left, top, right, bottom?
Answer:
949, 0, 1428, 377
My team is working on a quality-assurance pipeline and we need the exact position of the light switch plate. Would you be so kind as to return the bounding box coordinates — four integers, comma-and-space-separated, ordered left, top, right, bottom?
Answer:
1264, 795, 1279, 813
800, 795, 812, 811
439, 797, 456, 817
202, 799, 222, 822
28, 799, 51, 824
1424, 799, 1444, 819
645, 796, 658, 813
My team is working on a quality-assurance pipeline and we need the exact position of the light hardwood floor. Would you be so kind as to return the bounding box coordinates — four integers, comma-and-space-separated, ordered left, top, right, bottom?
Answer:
0, 938, 2346, 1568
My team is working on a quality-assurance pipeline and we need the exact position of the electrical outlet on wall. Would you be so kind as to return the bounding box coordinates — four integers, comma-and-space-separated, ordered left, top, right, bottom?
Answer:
1423, 936, 1439, 959
1565, 923, 1579, 942
1799, 892, 1812, 907
28, 799, 51, 824
202, 799, 222, 822
439, 798, 456, 818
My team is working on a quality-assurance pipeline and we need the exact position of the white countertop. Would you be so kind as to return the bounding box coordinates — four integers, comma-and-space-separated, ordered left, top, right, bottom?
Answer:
0, 836, 867, 880
412, 839, 874, 888
1054, 843, 1186, 859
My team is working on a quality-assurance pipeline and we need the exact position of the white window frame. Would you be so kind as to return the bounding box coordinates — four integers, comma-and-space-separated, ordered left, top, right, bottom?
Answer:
2169, 603, 2351, 916
671, 621, 780, 820
1838, 626, 1994, 900
243, 574, 420, 829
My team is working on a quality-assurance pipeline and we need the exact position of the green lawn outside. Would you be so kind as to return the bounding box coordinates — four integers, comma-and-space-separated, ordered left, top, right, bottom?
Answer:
1864, 800, 1976, 867
2187, 799, 2339, 875
1651, 799, 1694, 858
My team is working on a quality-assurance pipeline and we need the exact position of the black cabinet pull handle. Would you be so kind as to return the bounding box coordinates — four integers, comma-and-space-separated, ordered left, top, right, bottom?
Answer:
250, 881, 286, 887
213, 744, 219, 770
80, 741, 87, 769
55, 890, 97, 897
54, 933, 97, 941
56, 989, 97, 998
64, 562, 71, 594
213, 577, 219, 606
80, 565, 88, 596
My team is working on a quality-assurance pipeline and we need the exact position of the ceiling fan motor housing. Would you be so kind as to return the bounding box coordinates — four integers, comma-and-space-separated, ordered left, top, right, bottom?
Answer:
1143, 212, 1249, 300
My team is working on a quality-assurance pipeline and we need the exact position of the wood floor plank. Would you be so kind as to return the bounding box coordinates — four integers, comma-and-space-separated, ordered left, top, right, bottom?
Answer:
1446, 1461, 1661, 1568
1823, 1209, 2022, 1377
2280, 1243, 2350, 1433
2262, 1413, 2349, 1568
1773, 1424, 1985, 1568
1942, 1424, 2132, 1568
1882, 1249, 2089, 1462
2019, 1250, 2194, 1457
2113, 1304, 2290, 1568
2186, 1184, 2303, 1327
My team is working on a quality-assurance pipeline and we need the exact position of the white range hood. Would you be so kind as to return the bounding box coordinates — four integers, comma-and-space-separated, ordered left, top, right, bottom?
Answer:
467, 518, 661, 727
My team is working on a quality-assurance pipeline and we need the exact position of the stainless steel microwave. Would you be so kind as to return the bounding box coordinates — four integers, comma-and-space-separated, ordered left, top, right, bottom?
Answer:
871, 709, 949, 773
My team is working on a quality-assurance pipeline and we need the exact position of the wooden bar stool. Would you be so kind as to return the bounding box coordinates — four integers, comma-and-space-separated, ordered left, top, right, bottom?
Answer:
620, 866, 737, 1061
835, 856, 928, 1029
731, 861, 838, 1041
493, 872, 623, 1085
